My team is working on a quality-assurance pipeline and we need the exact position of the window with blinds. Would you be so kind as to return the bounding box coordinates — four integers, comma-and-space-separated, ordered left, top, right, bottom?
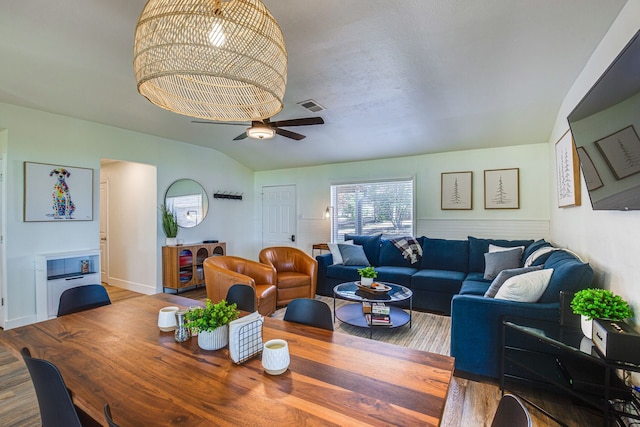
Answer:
330, 179, 415, 242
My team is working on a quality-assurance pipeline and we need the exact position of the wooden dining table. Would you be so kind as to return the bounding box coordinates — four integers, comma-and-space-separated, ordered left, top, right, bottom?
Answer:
0, 293, 454, 426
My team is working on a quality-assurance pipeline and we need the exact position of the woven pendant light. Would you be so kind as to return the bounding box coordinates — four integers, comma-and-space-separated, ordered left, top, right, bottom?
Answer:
133, 0, 287, 122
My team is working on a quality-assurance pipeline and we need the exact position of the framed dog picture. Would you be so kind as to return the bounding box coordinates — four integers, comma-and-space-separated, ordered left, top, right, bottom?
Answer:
24, 162, 94, 222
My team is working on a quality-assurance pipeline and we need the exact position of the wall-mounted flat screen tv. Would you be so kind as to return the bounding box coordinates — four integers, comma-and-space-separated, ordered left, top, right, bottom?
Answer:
567, 30, 640, 210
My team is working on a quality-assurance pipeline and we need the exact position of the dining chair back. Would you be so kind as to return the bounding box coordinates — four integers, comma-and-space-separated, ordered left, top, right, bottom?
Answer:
57, 284, 111, 317
104, 403, 122, 427
20, 347, 82, 427
491, 394, 532, 427
226, 284, 257, 312
283, 298, 334, 331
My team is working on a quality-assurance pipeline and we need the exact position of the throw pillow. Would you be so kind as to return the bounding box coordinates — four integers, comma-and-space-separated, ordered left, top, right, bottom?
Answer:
494, 268, 554, 302
489, 244, 525, 253
338, 244, 370, 266
484, 265, 544, 298
327, 240, 353, 265
483, 247, 523, 280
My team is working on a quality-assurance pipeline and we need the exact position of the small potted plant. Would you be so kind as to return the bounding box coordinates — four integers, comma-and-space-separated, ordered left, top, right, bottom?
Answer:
160, 204, 179, 245
185, 299, 239, 350
357, 266, 377, 287
571, 288, 633, 338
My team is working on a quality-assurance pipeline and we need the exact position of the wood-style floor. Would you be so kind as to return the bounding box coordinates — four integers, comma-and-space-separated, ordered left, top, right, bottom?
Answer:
0, 284, 603, 426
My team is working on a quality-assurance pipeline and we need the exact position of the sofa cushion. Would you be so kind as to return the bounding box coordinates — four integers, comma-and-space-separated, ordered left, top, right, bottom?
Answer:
374, 266, 418, 287
459, 280, 491, 296
339, 244, 370, 266
522, 239, 552, 263
421, 238, 469, 273
539, 251, 594, 303
484, 265, 544, 297
411, 269, 466, 294
494, 268, 553, 302
326, 264, 362, 282
483, 247, 523, 280
345, 234, 382, 266
468, 236, 534, 273
379, 239, 413, 268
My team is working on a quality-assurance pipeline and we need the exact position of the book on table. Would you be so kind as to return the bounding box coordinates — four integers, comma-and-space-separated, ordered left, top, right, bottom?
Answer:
362, 302, 389, 315
365, 313, 392, 326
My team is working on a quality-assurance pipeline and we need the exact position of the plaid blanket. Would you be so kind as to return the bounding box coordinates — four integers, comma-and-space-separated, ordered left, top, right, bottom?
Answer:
389, 237, 423, 264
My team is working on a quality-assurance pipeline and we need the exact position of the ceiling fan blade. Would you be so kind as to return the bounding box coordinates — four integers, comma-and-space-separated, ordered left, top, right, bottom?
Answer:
191, 120, 248, 126
275, 128, 306, 140
233, 132, 248, 141
269, 117, 324, 127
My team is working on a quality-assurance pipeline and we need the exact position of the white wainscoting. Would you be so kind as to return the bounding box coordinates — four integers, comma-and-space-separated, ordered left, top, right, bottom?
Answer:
416, 219, 550, 241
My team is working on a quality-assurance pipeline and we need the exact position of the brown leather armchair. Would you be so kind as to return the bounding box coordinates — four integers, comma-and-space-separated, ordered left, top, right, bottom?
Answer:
259, 247, 317, 306
203, 256, 277, 317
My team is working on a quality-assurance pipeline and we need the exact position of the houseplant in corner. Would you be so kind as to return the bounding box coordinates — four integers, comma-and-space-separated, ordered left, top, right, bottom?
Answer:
185, 299, 239, 350
357, 266, 378, 287
160, 204, 179, 245
571, 288, 633, 339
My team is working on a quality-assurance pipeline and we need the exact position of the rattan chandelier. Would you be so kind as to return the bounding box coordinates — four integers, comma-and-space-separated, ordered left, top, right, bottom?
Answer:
133, 0, 287, 122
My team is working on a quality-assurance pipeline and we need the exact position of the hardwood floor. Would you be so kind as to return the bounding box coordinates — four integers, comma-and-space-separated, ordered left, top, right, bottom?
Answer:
0, 284, 604, 426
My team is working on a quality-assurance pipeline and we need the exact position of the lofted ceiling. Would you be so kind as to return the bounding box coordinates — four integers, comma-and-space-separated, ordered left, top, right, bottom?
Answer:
0, 1, 628, 171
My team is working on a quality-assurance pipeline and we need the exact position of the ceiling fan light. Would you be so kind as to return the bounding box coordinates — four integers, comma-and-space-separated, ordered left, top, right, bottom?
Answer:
247, 126, 276, 140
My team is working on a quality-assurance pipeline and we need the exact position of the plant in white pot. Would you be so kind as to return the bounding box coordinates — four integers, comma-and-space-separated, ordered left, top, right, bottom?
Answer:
160, 204, 179, 245
357, 266, 377, 288
184, 299, 239, 350
571, 288, 633, 339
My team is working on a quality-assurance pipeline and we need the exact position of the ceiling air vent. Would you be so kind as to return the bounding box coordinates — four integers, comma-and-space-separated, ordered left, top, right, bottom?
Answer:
297, 99, 325, 113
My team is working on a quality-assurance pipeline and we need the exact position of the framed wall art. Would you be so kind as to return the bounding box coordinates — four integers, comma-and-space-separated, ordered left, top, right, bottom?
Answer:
441, 171, 472, 210
594, 125, 640, 180
24, 162, 94, 222
555, 129, 581, 208
576, 147, 603, 191
484, 168, 519, 209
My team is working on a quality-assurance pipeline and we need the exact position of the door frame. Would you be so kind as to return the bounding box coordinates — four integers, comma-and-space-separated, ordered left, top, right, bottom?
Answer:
100, 179, 110, 285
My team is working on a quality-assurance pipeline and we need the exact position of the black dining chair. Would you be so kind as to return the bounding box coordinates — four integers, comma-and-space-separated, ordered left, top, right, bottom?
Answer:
20, 347, 83, 427
491, 394, 532, 427
283, 298, 334, 331
57, 284, 112, 317
104, 403, 122, 427
226, 283, 257, 312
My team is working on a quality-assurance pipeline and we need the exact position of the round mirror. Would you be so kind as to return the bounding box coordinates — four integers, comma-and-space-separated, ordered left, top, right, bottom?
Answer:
164, 179, 209, 228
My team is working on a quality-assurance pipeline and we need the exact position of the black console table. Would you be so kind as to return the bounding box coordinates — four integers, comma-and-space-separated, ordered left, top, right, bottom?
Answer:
501, 317, 640, 427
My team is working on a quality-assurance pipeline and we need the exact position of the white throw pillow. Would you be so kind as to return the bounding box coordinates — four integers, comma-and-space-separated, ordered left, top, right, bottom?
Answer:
494, 268, 554, 302
489, 244, 525, 253
327, 240, 353, 265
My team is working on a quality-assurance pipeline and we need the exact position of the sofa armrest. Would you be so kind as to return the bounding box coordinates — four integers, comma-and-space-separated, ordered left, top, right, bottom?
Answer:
450, 294, 559, 379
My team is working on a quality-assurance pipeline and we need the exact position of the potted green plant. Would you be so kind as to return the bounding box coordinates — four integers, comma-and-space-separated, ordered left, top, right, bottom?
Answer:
160, 204, 179, 245
185, 299, 239, 350
357, 266, 377, 287
571, 288, 633, 338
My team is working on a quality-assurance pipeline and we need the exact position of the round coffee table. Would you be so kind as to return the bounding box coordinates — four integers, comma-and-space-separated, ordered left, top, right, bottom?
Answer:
333, 282, 412, 339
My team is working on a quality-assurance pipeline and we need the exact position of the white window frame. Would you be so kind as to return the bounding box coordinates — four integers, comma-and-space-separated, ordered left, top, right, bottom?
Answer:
330, 177, 415, 242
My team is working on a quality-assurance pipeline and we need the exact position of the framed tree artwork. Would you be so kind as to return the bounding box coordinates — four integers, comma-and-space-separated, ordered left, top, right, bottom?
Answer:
576, 147, 603, 191
555, 129, 581, 207
484, 168, 519, 209
441, 171, 472, 210
24, 162, 94, 222
594, 125, 640, 180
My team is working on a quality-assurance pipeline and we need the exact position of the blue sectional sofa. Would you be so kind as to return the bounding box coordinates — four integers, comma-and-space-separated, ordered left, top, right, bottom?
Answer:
316, 234, 594, 378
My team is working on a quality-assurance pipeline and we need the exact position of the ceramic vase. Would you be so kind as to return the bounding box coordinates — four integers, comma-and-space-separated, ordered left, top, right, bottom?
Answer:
198, 325, 229, 350
360, 277, 374, 287
581, 315, 593, 339
166, 237, 178, 246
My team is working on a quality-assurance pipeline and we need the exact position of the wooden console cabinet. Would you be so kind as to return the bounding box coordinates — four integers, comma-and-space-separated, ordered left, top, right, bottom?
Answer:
162, 243, 226, 292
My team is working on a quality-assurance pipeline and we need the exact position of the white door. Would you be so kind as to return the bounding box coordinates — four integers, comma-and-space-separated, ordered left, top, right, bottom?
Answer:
262, 185, 297, 248
100, 180, 109, 284
0, 155, 4, 328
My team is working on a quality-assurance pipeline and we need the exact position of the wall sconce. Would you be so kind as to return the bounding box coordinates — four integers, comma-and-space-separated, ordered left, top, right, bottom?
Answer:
324, 206, 332, 219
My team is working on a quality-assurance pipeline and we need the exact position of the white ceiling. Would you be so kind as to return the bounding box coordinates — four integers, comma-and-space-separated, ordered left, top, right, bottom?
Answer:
0, 1, 628, 171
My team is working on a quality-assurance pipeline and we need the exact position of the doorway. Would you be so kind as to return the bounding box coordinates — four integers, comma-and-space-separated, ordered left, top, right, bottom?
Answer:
262, 185, 297, 248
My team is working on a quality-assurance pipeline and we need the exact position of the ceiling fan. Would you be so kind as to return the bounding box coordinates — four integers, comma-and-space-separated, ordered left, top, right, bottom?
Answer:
192, 116, 324, 141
